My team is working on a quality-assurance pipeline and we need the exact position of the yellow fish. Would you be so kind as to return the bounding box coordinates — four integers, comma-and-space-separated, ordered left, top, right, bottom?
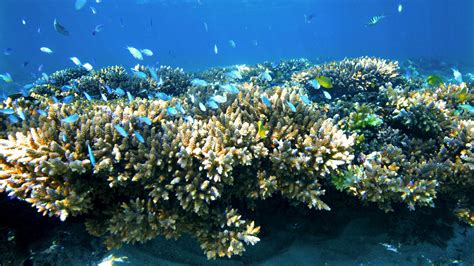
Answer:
315, 76, 333, 89
257, 121, 267, 138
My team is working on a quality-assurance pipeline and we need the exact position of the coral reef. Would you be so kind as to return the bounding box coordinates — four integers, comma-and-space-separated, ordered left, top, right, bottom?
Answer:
0, 57, 473, 259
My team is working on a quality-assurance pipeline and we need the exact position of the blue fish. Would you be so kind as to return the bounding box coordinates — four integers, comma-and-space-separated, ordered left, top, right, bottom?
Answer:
8, 114, 19, 124
101, 93, 108, 102
134, 131, 145, 143
61, 133, 67, 142
51, 96, 59, 103
261, 95, 272, 108
0, 108, 15, 115
287, 101, 297, 112
62, 114, 80, 123
138, 116, 152, 126
147, 67, 158, 81
87, 143, 96, 167
115, 87, 125, 96
221, 84, 239, 94
176, 102, 185, 114
16, 109, 26, 120
134, 71, 147, 79
84, 92, 92, 102
63, 95, 74, 104
207, 100, 219, 110
37, 109, 47, 116
126, 91, 134, 102
184, 115, 194, 123
191, 79, 208, 87
114, 124, 128, 137
211, 95, 226, 104
459, 104, 474, 114
166, 107, 178, 116
156, 92, 171, 101
104, 85, 113, 94
300, 95, 311, 105
61, 85, 73, 91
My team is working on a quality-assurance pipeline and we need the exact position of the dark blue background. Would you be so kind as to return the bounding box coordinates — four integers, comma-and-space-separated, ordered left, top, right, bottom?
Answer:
1, 0, 473, 90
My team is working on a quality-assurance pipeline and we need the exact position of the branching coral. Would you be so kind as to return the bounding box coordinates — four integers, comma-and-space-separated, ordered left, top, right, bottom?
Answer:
0, 57, 473, 259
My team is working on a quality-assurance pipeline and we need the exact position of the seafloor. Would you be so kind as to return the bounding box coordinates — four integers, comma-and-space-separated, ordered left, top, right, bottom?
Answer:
0, 57, 473, 265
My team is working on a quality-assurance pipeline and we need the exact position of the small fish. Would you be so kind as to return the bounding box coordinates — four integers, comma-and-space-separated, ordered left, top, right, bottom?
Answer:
214, 44, 218, 55
141, 49, 153, 56
104, 85, 113, 94
166, 106, 178, 116
115, 87, 125, 96
16, 109, 26, 121
147, 67, 158, 80
134, 131, 145, 143
138, 116, 152, 125
191, 79, 208, 87
308, 79, 320, 90
101, 93, 107, 102
252, 40, 259, 46
379, 243, 400, 253
126, 46, 143, 60
96, 0, 102, 3
114, 125, 128, 137
54, 19, 69, 36
133, 71, 147, 79
459, 104, 474, 113
0, 73, 13, 83
63, 95, 74, 104
70, 57, 81, 66
323, 90, 332, 100
261, 95, 272, 108
37, 109, 47, 116
21, 18, 27, 25
176, 102, 185, 114
75, 0, 87, 10
184, 115, 194, 123
156, 92, 171, 101
90, 6, 97, 15
87, 143, 96, 167
427, 75, 443, 87
286, 101, 297, 112
37, 27, 41, 34
300, 95, 311, 105
260, 70, 272, 82
62, 114, 80, 123
398, 4, 403, 13
452, 68, 463, 83
211, 95, 226, 104
22, 61, 29, 67
8, 114, 19, 124
228, 40, 236, 48
257, 120, 267, 139
221, 84, 239, 94
51, 96, 59, 103
84, 92, 92, 102
92, 24, 104, 36
119, 17, 125, 28
0, 108, 15, 114
315, 76, 333, 89
207, 100, 219, 110
98, 255, 128, 266
38, 64, 44, 72
203, 22, 208, 32
126, 91, 134, 102
367, 15, 386, 26
199, 102, 207, 112
82, 63, 93, 71
40, 47, 54, 54
3, 48, 12, 55
225, 70, 242, 80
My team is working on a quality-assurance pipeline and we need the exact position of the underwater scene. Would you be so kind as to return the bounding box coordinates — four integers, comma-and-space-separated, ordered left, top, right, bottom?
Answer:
0, 0, 473, 265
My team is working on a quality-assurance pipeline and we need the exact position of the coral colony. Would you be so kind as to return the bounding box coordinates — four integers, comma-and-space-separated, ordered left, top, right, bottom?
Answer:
0, 57, 472, 259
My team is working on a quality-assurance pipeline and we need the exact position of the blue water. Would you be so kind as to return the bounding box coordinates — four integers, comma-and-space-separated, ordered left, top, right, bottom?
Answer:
0, 0, 473, 90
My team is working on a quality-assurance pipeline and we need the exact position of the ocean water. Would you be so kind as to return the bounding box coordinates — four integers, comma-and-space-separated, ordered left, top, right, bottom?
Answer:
1, 0, 474, 265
